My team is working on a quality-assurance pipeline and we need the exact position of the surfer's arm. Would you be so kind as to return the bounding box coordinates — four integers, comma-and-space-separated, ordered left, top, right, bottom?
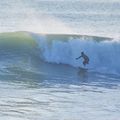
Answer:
76, 56, 82, 60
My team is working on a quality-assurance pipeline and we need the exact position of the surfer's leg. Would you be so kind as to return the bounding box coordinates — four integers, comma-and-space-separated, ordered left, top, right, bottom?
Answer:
83, 60, 89, 66
83, 61, 86, 66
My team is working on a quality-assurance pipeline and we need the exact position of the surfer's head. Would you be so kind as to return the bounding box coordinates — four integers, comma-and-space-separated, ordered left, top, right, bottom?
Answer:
81, 52, 84, 55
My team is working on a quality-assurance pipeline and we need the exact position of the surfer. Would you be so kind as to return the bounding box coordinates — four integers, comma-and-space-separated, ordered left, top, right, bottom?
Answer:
76, 52, 89, 66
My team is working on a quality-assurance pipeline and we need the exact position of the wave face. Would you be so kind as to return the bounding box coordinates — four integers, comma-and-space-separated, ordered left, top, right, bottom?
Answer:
0, 31, 120, 74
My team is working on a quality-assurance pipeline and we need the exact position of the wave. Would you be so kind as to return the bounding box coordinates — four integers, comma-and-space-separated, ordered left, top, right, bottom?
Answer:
0, 31, 120, 74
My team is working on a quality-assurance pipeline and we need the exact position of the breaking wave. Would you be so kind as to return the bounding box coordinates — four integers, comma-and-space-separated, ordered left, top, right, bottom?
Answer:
0, 31, 120, 74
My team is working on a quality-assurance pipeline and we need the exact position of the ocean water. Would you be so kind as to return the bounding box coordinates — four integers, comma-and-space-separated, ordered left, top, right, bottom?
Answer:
0, 0, 120, 120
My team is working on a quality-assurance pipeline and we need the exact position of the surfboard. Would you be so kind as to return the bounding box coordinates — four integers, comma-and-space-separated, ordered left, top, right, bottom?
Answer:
79, 67, 88, 71
78, 67, 88, 77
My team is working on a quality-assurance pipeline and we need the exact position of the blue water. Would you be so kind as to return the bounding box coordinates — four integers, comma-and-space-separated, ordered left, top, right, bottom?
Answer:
0, 0, 120, 120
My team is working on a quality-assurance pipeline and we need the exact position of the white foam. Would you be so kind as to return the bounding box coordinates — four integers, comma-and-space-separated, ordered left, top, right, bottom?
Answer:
33, 33, 120, 74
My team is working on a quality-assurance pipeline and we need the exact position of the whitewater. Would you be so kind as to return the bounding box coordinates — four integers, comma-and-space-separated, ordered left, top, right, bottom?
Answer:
0, 0, 120, 120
